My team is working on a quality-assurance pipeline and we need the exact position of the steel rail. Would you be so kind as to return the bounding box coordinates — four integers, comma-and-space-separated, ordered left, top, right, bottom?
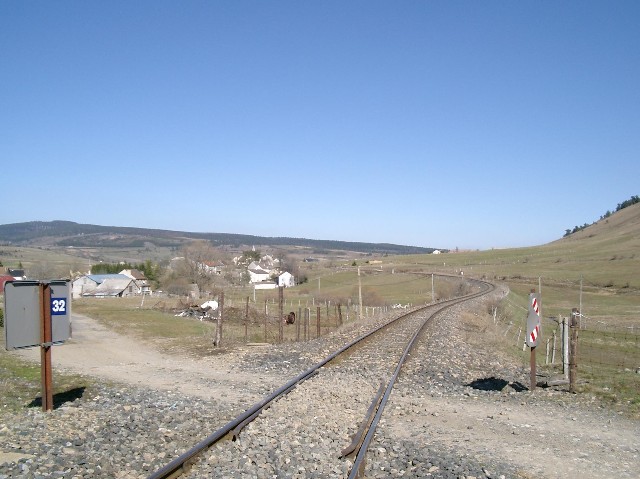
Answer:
147, 277, 494, 479
340, 381, 386, 459
347, 280, 495, 478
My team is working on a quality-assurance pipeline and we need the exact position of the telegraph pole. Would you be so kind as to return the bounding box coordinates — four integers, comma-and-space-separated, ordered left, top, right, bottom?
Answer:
431, 273, 434, 303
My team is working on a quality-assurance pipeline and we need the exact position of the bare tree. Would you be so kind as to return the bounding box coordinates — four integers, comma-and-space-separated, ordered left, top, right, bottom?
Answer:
172, 241, 222, 295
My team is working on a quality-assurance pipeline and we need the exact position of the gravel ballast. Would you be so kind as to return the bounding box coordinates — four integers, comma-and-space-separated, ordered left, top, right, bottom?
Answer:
1, 286, 639, 478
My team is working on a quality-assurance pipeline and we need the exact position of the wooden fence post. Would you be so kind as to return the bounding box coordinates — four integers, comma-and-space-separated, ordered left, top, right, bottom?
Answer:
244, 296, 249, 342
278, 287, 284, 343
563, 317, 569, 381
306, 308, 310, 341
264, 299, 268, 343
569, 308, 579, 393
545, 338, 550, 365
214, 291, 224, 347
316, 306, 321, 338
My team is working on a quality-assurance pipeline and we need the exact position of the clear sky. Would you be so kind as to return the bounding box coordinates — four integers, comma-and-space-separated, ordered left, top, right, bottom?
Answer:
1, 1, 638, 250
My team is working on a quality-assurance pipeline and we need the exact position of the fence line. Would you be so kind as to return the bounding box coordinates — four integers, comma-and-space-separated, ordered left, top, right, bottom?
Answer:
490, 312, 640, 374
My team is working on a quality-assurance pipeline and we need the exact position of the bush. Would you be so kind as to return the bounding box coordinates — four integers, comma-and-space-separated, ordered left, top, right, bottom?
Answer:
0, 307, 4, 328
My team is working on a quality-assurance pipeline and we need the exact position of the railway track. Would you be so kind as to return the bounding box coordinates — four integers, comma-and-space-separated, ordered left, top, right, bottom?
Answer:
148, 278, 495, 479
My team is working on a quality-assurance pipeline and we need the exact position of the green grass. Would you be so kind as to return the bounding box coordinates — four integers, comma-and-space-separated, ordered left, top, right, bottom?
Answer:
73, 297, 218, 355
0, 333, 91, 413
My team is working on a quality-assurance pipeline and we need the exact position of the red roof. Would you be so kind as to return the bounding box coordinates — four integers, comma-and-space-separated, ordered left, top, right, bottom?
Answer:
0, 275, 15, 292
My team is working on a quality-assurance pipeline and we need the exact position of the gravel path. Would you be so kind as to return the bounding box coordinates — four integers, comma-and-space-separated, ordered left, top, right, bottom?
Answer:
1, 287, 639, 478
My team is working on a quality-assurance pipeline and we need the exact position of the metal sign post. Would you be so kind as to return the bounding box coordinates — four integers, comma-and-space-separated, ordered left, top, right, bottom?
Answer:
4, 280, 71, 412
40, 283, 54, 411
525, 290, 541, 391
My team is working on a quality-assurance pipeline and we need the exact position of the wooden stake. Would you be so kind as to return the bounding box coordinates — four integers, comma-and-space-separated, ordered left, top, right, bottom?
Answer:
264, 300, 267, 343
244, 296, 249, 342
278, 287, 284, 343
569, 308, 579, 393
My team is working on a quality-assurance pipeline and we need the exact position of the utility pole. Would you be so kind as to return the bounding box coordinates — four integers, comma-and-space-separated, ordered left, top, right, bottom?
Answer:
431, 273, 434, 303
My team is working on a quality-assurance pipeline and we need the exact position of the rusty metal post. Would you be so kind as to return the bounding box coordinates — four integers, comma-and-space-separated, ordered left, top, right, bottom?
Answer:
569, 308, 579, 393
39, 283, 53, 412
530, 346, 536, 391
316, 306, 321, 338
337, 303, 343, 326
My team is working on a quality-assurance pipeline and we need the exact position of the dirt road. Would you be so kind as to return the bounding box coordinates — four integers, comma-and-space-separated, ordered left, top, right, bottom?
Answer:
14, 313, 277, 403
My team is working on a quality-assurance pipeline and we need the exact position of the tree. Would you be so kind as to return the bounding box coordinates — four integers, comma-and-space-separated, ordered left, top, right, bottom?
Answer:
28, 262, 71, 280
167, 241, 221, 295
237, 249, 261, 266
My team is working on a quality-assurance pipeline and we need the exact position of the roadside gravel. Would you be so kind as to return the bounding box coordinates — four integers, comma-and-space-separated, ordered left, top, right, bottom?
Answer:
1, 286, 638, 478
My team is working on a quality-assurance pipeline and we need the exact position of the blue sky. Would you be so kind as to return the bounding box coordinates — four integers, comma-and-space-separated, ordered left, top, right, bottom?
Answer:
1, 1, 638, 250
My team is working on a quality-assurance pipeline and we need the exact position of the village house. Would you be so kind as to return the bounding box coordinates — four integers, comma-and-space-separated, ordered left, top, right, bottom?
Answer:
0, 275, 14, 292
1, 268, 25, 291
72, 274, 140, 298
6, 268, 26, 280
119, 269, 152, 295
247, 261, 271, 283
278, 271, 295, 288
197, 260, 224, 275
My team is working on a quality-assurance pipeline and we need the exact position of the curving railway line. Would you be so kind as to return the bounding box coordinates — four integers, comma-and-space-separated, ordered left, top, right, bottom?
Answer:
147, 277, 495, 479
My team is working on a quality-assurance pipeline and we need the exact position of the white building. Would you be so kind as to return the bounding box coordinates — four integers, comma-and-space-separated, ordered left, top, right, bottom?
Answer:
72, 274, 139, 298
248, 262, 271, 283
278, 271, 295, 288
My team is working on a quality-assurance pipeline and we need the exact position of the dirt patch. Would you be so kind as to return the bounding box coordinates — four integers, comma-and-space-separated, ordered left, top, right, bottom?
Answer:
12, 314, 280, 404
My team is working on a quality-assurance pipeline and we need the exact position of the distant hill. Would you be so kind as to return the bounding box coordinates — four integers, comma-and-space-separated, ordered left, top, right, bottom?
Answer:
0, 221, 437, 255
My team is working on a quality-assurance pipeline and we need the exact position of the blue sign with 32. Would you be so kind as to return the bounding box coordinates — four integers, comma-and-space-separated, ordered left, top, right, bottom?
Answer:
51, 298, 67, 315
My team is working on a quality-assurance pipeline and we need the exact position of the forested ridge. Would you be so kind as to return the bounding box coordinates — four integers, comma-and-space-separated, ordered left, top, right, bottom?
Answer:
0, 220, 435, 255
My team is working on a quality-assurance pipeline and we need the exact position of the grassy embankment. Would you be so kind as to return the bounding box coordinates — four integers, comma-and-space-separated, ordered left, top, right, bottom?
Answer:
389, 205, 640, 414
1, 204, 638, 414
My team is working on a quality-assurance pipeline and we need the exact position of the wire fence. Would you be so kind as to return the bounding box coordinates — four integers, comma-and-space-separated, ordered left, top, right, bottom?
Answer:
209, 294, 402, 345
498, 308, 640, 379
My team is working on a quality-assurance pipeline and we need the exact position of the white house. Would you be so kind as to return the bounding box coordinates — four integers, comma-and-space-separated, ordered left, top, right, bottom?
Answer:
278, 271, 295, 288
248, 262, 271, 283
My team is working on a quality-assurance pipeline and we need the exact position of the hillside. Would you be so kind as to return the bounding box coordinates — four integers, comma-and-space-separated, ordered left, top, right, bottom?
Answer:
553, 201, 640, 249
389, 202, 640, 293
0, 220, 436, 256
